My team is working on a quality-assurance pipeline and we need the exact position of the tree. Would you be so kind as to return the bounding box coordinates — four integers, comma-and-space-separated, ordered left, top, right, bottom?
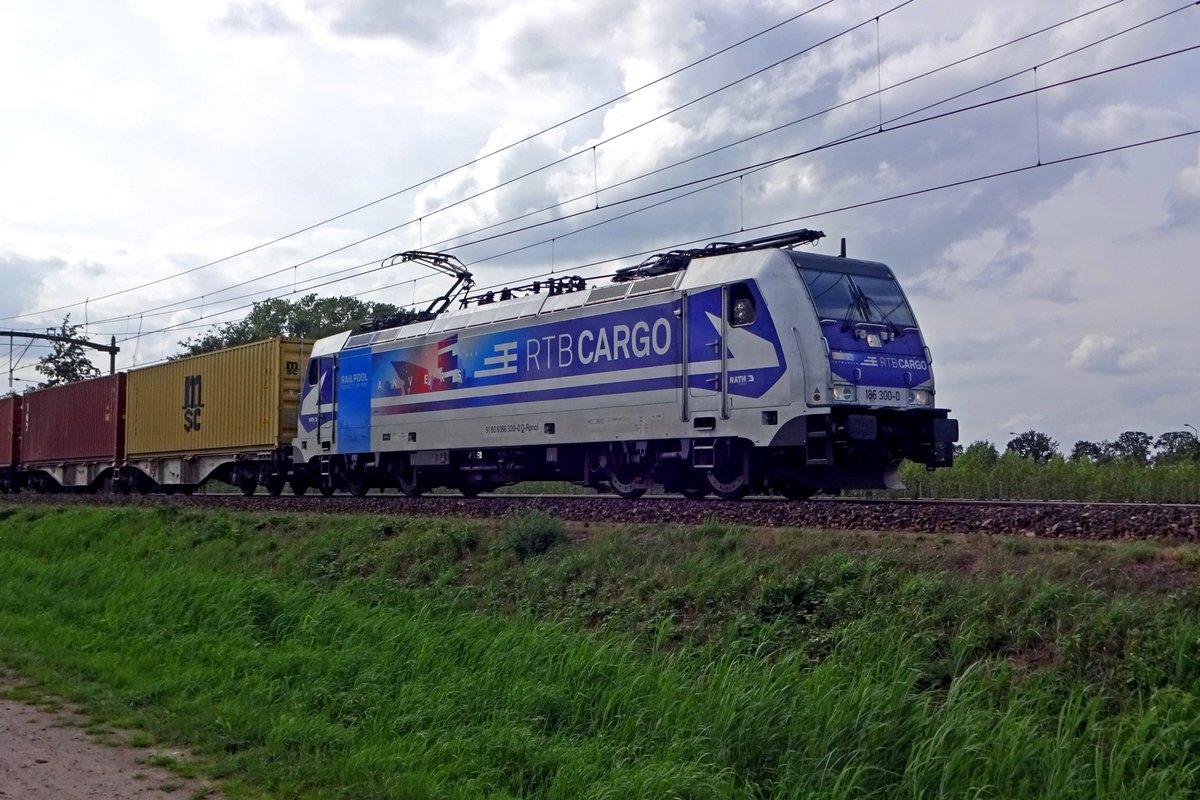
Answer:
958, 440, 999, 469
1070, 440, 1106, 463
1108, 431, 1153, 465
1005, 430, 1058, 464
1154, 431, 1200, 464
35, 315, 101, 388
176, 294, 413, 357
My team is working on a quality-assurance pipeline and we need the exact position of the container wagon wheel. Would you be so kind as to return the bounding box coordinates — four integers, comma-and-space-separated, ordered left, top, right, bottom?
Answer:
239, 479, 258, 497
289, 478, 309, 496
265, 476, 287, 497
319, 483, 336, 497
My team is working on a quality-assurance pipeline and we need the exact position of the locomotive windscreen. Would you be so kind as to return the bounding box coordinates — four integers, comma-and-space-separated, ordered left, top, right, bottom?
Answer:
790, 252, 916, 328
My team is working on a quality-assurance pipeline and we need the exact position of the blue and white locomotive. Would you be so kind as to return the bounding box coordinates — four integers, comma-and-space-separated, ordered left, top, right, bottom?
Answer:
292, 230, 958, 499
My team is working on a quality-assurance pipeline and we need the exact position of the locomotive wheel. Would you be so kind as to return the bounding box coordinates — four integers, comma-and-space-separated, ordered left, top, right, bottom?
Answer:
705, 441, 752, 500
345, 473, 370, 497
608, 464, 648, 500
679, 483, 709, 500
265, 476, 287, 497
319, 484, 336, 497
289, 478, 309, 496
395, 466, 423, 498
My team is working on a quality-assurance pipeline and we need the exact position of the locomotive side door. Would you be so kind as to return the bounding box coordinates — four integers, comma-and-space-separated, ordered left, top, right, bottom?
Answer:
315, 354, 336, 450
681, 286, 726, 423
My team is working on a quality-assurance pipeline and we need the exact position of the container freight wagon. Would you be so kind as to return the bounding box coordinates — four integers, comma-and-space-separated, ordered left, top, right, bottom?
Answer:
122, 337, 310, 494
0, 395, 21, 492
21, 374, 126, 492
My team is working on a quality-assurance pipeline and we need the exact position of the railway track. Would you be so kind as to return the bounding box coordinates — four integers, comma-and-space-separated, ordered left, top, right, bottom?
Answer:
3, 492, 1198, 541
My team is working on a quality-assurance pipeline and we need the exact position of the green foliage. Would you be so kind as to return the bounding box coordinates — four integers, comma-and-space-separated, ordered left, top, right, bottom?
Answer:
1110, 430, 1154, 465
2, 507, 1200, 799
1070, 439, 1105, 462
1154, 430, 1200, 464
501, 510, 566, 560
35, 315, 102, 387
958, 440, 999, 469
175, 294, 413, 357
1005, 430, 1058, 464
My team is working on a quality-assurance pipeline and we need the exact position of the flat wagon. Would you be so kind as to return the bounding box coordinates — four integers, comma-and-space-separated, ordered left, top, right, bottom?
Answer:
21, 374, 126, 492
122, 337, 310, 494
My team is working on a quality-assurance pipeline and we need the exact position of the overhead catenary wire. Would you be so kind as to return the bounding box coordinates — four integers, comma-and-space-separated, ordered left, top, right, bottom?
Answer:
108, 124, 1200, 362
53, 36, 1196, 361
72, 0, 1168, 331
0, 0, 844, 325
84, 34, 1180, 343
9, 2, 1194, 372
61, 0, 927, 332
6, 113, 1195, 384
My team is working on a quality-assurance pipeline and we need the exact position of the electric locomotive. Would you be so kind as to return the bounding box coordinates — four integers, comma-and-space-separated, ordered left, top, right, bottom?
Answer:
292, 230, 958, 499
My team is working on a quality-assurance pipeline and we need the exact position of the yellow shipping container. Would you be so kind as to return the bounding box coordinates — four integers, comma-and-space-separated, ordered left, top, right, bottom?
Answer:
125, 337, 311, 458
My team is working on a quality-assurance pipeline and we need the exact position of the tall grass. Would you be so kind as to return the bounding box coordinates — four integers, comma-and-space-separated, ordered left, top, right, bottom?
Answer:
0, 505, 1198, 798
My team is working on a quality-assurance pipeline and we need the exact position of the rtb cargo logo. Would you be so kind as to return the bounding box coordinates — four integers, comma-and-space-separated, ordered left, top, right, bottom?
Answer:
183, 374, 204, 432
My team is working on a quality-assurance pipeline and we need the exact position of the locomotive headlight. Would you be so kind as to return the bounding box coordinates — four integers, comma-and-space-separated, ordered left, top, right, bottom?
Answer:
907, 389, 932, 406
831, 385, 856, 402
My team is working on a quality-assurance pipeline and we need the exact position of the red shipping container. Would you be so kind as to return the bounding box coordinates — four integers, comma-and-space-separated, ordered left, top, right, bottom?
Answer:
21, 374, 126, 466
0, 395, 20, 469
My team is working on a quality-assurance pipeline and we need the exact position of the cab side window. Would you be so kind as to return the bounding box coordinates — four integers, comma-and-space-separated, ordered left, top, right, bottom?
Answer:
728, 283, 756, 327
307, 359, 319, 387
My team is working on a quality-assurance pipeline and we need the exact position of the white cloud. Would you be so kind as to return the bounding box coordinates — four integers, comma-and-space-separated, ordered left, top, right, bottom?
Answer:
1056, 103, 1190, 148
1068, 334, 1159, 375
1166, 144, 1200, 226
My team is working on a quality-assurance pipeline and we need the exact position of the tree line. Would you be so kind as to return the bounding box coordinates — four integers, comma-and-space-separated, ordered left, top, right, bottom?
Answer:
997, 428, 1200, 466
896, 428, 1200, 503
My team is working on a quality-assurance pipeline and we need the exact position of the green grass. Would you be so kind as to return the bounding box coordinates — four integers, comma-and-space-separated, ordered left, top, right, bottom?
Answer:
0, 504, 1198, 798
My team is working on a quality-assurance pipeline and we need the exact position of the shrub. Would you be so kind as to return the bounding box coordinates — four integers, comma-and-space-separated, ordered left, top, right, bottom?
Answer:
502, 510, 566, 561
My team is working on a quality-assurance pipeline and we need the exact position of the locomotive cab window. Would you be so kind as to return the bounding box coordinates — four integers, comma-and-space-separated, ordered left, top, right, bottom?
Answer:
307, 359, 319, 386
728, 283, 756, 327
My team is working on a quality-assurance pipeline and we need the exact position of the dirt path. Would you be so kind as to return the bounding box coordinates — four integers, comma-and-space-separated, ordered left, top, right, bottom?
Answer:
0, 689, 221, 799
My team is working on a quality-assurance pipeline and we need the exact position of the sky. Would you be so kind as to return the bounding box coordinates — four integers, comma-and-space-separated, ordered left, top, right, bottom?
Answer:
1, 0, 1198, 452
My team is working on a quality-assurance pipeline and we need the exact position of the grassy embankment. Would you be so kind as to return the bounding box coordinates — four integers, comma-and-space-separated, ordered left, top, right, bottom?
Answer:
1, 503, 1199, 798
